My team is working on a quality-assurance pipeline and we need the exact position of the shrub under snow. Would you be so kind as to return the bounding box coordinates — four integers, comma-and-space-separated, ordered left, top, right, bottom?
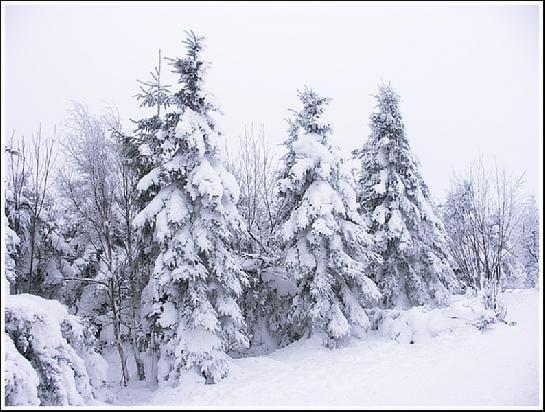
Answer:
4, 335, 40, 406
4, 294, 110, 406
374, 292, 512, 344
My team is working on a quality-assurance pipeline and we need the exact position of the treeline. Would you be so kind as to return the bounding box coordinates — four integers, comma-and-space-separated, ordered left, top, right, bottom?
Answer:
3, 31, 539, 405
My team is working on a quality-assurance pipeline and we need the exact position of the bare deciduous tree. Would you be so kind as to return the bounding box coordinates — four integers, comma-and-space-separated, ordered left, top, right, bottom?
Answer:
59, 103, 130, 386
109, 118, 147, 382
5, 132, 30, 293
27, 127, 58, 293
5, 128, 57, 294
444, 159, 524, 310
225, 124, 283, 254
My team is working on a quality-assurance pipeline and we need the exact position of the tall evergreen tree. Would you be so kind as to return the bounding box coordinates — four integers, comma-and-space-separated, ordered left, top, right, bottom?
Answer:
134, 31, 248, 384
354, 83, 459, 308
277, 87, 381, 347
125, 49, 176, 382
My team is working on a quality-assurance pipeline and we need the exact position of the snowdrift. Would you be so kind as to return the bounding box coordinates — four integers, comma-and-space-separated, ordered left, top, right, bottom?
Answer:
375, 292, 509, 344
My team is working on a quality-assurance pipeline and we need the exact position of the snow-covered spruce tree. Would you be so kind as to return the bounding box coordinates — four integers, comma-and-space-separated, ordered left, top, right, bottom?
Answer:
354, 83, 459, 308
277, 87, 381, 347
134, 31, 248, 384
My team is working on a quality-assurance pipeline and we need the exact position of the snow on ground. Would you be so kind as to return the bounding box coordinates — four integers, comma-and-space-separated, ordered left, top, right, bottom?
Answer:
108, 288, 541, 407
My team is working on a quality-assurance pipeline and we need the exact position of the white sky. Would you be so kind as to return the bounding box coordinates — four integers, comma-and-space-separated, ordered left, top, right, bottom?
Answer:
2, 1, 542, 202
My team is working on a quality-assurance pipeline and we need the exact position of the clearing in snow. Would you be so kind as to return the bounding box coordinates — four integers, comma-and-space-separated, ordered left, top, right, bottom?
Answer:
108, 288, 541, 407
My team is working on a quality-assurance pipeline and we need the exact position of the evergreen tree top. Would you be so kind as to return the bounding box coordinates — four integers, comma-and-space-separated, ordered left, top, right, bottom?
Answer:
135, 70, 172, 111
182, 30, 205, 59
167, 30, 211, 113
287, 87, 332, 139
375, 83, 401, 112
370, 83, 405, 139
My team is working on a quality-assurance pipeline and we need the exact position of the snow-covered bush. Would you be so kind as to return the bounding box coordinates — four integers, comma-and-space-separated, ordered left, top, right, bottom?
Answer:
4, 294, 110, 406
377, 293, 510, 344
237, 255, 297, 355
4, 335, 40, 406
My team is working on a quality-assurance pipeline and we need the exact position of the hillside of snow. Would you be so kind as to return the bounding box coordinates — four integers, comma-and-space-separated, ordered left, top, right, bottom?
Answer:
107, 288, 541, 407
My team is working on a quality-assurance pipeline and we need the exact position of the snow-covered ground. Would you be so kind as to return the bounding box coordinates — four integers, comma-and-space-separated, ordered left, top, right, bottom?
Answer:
107, 288, 541, 407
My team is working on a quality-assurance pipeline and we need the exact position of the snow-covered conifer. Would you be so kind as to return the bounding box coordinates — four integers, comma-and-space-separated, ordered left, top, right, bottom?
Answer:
354, 83, 459, 308
136, 49, 173, 119
135, 31, 248, 384
277, 87, 381, 347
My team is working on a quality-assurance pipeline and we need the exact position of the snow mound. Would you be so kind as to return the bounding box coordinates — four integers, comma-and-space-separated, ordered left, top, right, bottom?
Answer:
378, 294, 502, 344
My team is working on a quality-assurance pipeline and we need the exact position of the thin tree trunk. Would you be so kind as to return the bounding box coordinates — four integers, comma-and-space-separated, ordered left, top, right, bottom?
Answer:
123, 165, 146, 381
129, 260, 145, 381
27, 218, 38, 293
131, 305, 146, 381
148, 331, 159, 384
110, 278, 130, 386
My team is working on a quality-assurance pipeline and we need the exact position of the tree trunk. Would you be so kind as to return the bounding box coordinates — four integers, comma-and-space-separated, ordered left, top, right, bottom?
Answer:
148, 331, 159, 384
110, 279, 130, 386
27, 220, 37, 293
131, 290, 146, 381
125, 199, 146, 381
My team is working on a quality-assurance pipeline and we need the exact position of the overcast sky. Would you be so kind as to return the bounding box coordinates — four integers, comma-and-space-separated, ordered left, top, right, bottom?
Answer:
3, 2, 541, 202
